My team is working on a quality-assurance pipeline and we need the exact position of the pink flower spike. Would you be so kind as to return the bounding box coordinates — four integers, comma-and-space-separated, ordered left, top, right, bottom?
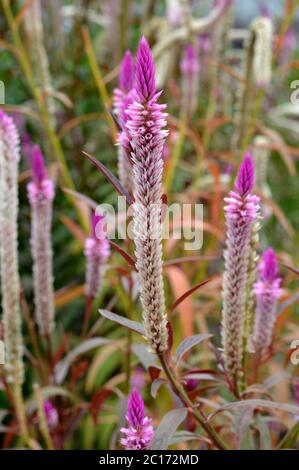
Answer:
120, 389, 154, 450
234, 152, 255, 196
31, 144, 47, 183
259, 247, 279, 283
119, 50, 134, 93
91, 213, 105, 240
180, 44, 200, 76
135, 36, 156, 102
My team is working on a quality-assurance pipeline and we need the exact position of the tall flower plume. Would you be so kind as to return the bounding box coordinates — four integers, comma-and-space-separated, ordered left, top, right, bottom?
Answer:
0, 110, 24, 385
120, 388, 154, 450
180, 44, 200, 117
125, 37, 168, 353
27, 145, 55, 337
113, 50, 134, 194
253, 248, 281, 351
221, 153, 260, 385
84, 214, 110, 299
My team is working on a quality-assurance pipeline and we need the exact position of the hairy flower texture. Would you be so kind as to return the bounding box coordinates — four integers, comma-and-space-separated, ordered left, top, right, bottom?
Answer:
114, 51, 135, 194
120, 388, 154, 450
221, 153, 260, 383
180, 44, 200, 116
84, 214, 110, 299
27, 145, 55, 337
0, 110, 24, 385
43, 400, 59, 429
253, 248, 282, 351
251, 17, 273, 88
125, 37, 168, 353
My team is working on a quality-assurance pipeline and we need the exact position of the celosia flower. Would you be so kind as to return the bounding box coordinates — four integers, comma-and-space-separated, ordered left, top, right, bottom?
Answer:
114, 50, 135, 194
125, 37, 168, 353
120, 388, 154, 450
180, 44, 200, 116
221, 153, 260, 384
253, 248, 281, 351
27, 145, 55, 337
0, 110, 24, 385
43, 400, 59, 429
84, 214, 110, 299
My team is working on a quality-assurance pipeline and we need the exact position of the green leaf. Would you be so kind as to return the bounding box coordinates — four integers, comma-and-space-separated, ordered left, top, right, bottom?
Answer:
99, 309, 145, 335
54, 337, 110, 384
175, 334, 212, 365
151, 408, 187, 450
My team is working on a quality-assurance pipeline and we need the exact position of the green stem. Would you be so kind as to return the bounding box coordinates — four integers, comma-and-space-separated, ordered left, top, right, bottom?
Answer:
158, 353, 230, 450
277, 420, 299, 449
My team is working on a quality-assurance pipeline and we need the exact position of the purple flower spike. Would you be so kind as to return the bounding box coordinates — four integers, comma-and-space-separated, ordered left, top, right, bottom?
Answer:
43, 400, 58, 429
135, 36, 156, 102
180, 44, 200, 76
84, 213, 110, 298
221, 153, 260, 384
119, 50, 134, 93
31, 144, 47, 184
234, 152, 255, 196
260, 248, 279, 283
120, 389, 154, 450
91, 213, 105, 240
253, 248, 282, 351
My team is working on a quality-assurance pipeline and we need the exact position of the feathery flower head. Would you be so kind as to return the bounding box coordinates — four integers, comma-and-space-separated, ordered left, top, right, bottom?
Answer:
43, 400, 59, 429
134, 36, 156, 102
180, 44, 200, 76
125, 37, 168, 353
31, 144, 47, 183
0, 109, 20, 163
119, 50, 134, 93
91, 213, 105, 240
251, 17, 273, 87
221, 153, 260, 384
120, 388, 154, 450
27, 145, 54, 204
0, 110, 24, 385
259, 248, 279, 283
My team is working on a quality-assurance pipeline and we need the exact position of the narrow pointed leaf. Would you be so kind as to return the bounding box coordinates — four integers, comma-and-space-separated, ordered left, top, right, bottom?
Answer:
99, 309, 145, 335
151, 408, 187, 450
83, 151, 133, 206
175, 334, 212, 365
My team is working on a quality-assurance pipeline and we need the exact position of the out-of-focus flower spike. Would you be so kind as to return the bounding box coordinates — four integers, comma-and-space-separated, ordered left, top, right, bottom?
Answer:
84, 213, 110, 299
253, 248, 282, 351
180, 43, 200, 117
120, 388, 154, 450
0, 110, 24, 386
251, 17, 273, 88
119, 50, 134, 93
27, 145, 55, 337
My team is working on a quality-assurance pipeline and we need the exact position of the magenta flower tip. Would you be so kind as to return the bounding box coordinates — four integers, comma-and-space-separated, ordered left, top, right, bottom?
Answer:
91, 213, 105, 239
43, 400, 58, 429
260, 248, 279, 283
120, 388, 154, 450
120, 50, 134, 93
235, 152, 255, 196
135, 36, 156, 101
180, 44, 200, 75
126, 388, 145, 428
31, 144, 47, 183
